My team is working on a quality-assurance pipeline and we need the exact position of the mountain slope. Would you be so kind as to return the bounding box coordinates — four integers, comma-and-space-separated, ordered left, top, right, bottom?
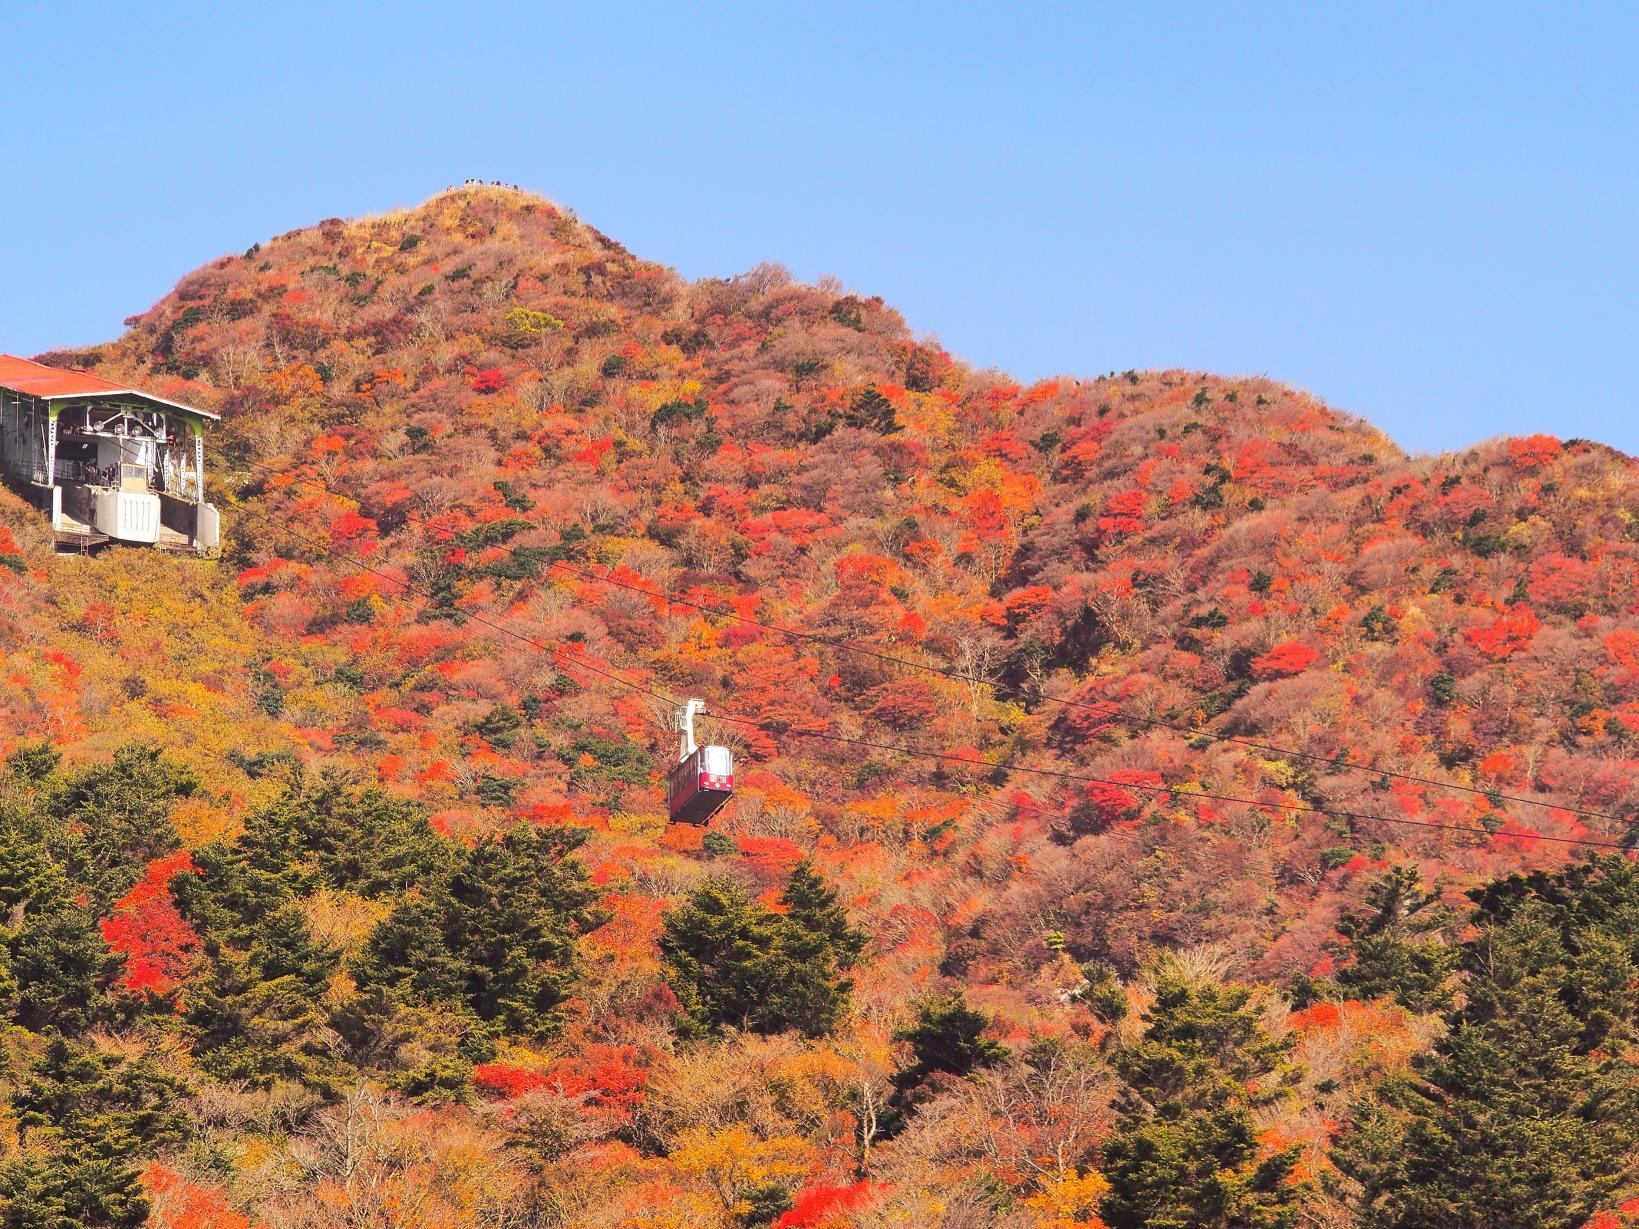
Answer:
2, 186, 1638, 1226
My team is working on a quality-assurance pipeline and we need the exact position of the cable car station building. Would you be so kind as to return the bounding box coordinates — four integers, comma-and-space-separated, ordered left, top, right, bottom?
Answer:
0, 356, 220, 553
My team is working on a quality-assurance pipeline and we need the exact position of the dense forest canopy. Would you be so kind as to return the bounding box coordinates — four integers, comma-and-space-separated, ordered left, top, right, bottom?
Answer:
1, 185, 1638, 1227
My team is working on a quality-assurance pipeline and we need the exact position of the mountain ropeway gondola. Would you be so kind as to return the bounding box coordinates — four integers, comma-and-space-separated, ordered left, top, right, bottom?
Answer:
667, 699, 734, 824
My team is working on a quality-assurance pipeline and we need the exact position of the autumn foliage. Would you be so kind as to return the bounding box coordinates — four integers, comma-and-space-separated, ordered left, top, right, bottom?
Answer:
0, 185, 1635, 1225
99, 851, 201, 999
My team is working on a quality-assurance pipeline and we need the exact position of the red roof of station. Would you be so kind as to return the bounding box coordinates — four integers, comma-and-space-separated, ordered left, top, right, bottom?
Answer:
0, 355, 218, 420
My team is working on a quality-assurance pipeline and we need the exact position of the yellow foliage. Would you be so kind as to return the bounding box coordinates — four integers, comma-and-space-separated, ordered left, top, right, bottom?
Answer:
302, 887, 391, 954
170, 796, 237, 846
608, 1189, 723, 1229
606, 809, 668, 838
630, 380, 704, 413
758, 779, 814, 823
503, 306, 565, 334
232, 1134, 279, 1173
1022, 1168, 1111, 1229
670, 1125, 815, 1217
1259, 759, 1303, 789
897, 392, 957, 443
265, 363, 325, 400
843, 793, 900, 835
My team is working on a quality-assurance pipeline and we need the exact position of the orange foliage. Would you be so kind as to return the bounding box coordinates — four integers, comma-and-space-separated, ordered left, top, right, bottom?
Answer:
1505, 433, 1562, 469
143, 1164, 253, 1229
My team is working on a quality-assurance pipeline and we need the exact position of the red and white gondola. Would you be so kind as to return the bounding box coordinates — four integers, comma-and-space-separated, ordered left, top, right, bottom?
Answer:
667, 699, 734, 825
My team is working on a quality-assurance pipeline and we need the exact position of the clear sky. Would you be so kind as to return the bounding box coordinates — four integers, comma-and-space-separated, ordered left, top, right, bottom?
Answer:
3, 2, 1635, 456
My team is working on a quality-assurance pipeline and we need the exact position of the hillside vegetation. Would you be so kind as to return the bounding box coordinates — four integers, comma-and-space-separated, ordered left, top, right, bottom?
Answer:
2, 186, 1638, 1228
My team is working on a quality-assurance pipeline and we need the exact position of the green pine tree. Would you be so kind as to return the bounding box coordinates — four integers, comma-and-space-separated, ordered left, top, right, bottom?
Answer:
174, 831, 340, 1088
661, 877, 787, 1037
244, 776, 446, 897
8, 899, 118, 1035
184, 939, 341, 1088
49, 745, 196, 908
1334, 867, 1458, 1012
443, 825, 596, 1031
1335, 856, 1639, 1228
843, 386, 901, 434
0, 767, 118, 1033
893, 992, 1007, 1093
3, 742, 61, 785
352, 825, 597, 1036
351, 900, 468, 1006
0, 1036, 189, 1229
1100, 961, 1303, 1229
781, 861, 867, 964
762, 861, 868, 1037
660, 863, 866, 1038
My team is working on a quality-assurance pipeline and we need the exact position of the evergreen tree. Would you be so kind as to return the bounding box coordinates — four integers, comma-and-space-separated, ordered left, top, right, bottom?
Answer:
353, 825, 597, 1035
762, 861, 868, 1037
351, 900, 468, 1006
782, 862, 868, 964
3, 742, 61, 786
843, 386, 900, 434
0, 819, 53, 913
1334, 867, 1458, 1012
8, 896, 117, 1035
661, 877, 787, 1037
246, 776, 446, 897
0, 770, 117, 1033
184, 940, 341, 1088
0, 1036, 189, 1229
174, 842, 336, 994
892, 992, 1007, 1094
174, 829, 340, 1088
661, 863, 866, 1038
49, 745, 196, 908
881, 991, 1008, 1135
1336, 856, 1639, 1228
1099, 963, 1303, 1229
446, 825, 598, 1031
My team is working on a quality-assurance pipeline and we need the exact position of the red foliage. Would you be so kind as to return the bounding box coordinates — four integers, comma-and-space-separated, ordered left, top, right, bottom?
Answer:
1505, 433, 1562, 470
469, 367, 509, 394
475, 1047, 648, 1119
473, 1063, 551, 1098
99, 852, 201, 999
1252, 641, 1320, 679
1003, 585, 1055, 623
738, 835, 807, 876
546, 1044, 649, 1118
331, 509, 378, 541
774, 1182, 875, 1228
1097, 487, 1147, 537
864, 678, 940, 730
1076, 769, 1167, 834
1288, 1000, 1344, 1031
142, 1163, 252, 1229
1464, 605, 1541, 660
1528, 554, 1597, 612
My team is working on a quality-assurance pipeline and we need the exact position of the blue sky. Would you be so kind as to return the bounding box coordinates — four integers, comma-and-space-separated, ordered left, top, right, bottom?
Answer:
2, 2, 1635, 455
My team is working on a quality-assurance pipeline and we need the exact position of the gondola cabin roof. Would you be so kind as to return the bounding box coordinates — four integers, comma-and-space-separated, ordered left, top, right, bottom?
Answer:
0, 355, 219, 421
